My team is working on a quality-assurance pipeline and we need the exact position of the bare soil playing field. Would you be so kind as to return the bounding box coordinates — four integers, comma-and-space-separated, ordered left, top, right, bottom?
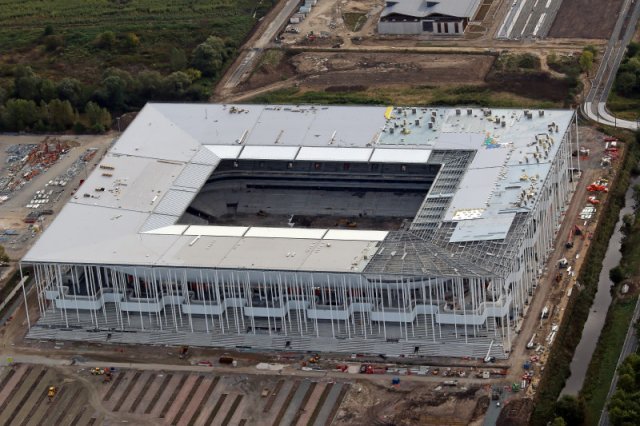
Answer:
335, 380, 490, 426
243, 51, 495, 90
548, 0, 624, 39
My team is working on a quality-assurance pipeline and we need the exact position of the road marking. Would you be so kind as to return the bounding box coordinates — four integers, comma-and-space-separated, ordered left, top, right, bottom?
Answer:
504, 0, 529, 38
532, 12, 546, 36
521, 13, 533, 36
545, 0, 552, 8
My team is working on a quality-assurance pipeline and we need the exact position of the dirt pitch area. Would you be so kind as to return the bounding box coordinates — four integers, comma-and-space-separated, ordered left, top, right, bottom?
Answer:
244, 51, 495, 91
334, 379, 490, 426
0, 363, 350, 426
548, 0, 625, 39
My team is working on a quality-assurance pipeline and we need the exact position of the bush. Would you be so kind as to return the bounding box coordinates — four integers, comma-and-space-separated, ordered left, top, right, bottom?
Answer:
95, 31, 116, 50
43, 34, 64, 52
191, 36, 232, 77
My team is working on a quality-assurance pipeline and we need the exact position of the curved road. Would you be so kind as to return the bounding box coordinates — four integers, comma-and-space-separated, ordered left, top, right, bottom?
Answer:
582, 0, 640, 130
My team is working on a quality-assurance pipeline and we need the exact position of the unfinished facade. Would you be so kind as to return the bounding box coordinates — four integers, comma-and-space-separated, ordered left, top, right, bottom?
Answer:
22, 104, 578, 359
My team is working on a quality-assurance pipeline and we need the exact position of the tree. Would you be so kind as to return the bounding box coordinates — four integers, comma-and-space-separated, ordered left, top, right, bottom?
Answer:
85, 101, 112, 132
57, 78, 85, 108
43, 34, 64, 52
616, 72, 636, 95
43, 24, 54, 37
551, 417, 567, 426
162, 71, 192, 99
169, 47, 187, 71
609, 266, 625, 284
554, 395, 585, 426
101, 75, 127, 110
38, 79, 57, 102
1, 99, 41, 131
46, 99, 76, 131
95, 31, 116, 50
135, 70, 164, 102
13, 66, 40, 100
191, 36, 231, 77
122, 32, 140, 51
579, 50, 594, 76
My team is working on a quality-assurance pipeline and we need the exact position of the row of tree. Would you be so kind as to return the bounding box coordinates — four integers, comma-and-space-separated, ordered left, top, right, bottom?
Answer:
1, 99, 111, 133
615, 42, 640, 96
607, 352, 640, 425
0, 33, 236, 133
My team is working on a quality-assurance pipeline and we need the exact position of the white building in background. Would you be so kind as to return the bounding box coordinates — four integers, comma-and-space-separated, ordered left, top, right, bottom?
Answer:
378, 0, 482, 35
22, 103, 578, 359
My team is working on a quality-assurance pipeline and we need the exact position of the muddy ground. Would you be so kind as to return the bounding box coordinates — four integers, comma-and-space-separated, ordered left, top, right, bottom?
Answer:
245, 51, 495, 90
334, 380, 490, 426
548, 0, 625, 39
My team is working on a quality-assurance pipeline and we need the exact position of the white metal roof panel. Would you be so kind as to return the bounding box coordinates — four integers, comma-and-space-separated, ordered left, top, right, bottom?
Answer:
143, 225, 188, 235
239, 145, 300, 161
110, 104, 201, 162
140, 213, 179, 232
154, 189, 196, 216
184, 225, 248, 237
449, 213, 516, 242
244, 227, 328, 239
204, 145, 243, 159
370, 148, 431, 163
295, 147, 373, 162
190, 146, 221, 166
173, 163, 214, 190
445, 167, 503, 220
323, 229, 388, 241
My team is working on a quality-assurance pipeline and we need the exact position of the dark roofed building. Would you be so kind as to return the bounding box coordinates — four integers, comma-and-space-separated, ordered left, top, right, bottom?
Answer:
378, 0, 482, 35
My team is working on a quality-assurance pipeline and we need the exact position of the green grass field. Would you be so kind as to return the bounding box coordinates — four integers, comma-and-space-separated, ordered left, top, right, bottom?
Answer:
580, 296, 639, 425
0, 0, 270, 82
249, 85, 560, 108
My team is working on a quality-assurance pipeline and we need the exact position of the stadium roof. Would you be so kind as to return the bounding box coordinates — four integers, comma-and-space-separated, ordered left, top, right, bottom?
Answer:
24, 103, 574, 277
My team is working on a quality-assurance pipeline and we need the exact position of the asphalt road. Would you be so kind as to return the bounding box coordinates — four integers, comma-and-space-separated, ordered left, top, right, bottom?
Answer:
221, 0, 300, 92
496, 0, 563, 39
582, 0, 640, 129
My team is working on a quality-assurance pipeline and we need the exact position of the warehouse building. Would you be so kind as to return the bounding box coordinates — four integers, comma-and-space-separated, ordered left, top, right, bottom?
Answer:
378, 0, 482, 35
22, 104, 578, 359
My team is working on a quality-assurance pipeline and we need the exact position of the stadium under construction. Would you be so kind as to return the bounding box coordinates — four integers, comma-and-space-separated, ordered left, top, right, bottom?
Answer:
21, 103, 579, 359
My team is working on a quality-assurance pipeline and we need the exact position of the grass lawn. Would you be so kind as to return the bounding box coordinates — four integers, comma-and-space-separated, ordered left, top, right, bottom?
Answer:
607, 92, 640, 122
580, 296, 639, 425
342, 12, 367, 32
0, 0, 270, 83
249, 85, 561, 108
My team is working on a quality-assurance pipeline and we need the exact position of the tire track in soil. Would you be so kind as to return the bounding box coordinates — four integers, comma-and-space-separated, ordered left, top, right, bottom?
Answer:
272, 381, 300, 426
145, 373, 173, 414
3, 368, 47, 425
187, 376, 220, 426
205, 393, 228, 425
220, 394, 244, 426
129, 373, 156, 413
159, 374, 189, 419
113, 371, 142, 411
170, 375, 205, 425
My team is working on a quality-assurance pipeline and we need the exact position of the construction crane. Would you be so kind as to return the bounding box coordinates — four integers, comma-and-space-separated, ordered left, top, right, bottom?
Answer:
484, 340, 495, 363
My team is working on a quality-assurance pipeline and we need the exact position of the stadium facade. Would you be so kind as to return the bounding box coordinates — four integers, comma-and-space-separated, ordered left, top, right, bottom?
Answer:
22, 104, 578, 359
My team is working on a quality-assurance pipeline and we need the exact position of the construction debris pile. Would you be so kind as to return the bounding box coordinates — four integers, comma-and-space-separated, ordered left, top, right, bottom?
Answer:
0, 138, 72, 202
23, 148, 97, 215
